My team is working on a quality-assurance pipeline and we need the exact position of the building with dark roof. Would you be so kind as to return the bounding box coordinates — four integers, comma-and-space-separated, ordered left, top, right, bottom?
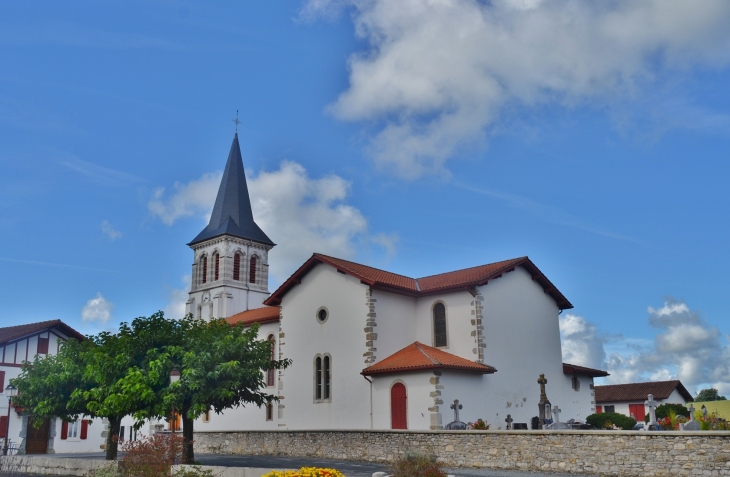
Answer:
595, 380, 693, 419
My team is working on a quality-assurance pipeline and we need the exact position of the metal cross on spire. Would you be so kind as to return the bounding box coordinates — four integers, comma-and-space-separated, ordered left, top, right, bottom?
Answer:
232, 110, 241, 133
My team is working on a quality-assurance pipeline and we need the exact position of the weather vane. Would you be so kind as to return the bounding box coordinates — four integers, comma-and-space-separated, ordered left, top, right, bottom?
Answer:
232, 110, 241, 133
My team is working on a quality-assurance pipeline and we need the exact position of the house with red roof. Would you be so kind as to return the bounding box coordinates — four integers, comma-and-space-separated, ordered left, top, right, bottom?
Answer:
595, 380, 693, 420
0, 320, 107, 454
177, 133, 607, 433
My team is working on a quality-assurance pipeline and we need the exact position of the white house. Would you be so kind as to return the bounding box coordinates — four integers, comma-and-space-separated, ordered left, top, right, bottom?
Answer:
595, 380, 693, 420
185, 133, 607, 433
0, 320, 106, 454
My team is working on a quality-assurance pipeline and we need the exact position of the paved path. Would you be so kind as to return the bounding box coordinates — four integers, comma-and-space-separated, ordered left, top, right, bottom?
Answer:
26, 453, 603, 477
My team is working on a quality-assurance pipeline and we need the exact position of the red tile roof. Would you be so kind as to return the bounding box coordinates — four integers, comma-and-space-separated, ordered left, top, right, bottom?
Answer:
563, 362, 609, 378
265, 254, 572, 309
362, 342, 497, 376
226, 306, 280, 326
595, 380, 693, 403
0, 319, 85, 345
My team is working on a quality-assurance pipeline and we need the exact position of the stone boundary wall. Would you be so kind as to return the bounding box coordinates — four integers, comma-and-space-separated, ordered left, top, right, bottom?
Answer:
194, 429, 730, 477
0, 455, 118, 476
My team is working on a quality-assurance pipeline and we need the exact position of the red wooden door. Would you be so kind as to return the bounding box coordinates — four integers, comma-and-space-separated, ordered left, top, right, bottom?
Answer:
629, 404, 645, 421
391, 383, 407, 429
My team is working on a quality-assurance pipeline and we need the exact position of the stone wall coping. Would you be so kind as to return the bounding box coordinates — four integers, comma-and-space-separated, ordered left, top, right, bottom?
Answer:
194, 428, 730, 437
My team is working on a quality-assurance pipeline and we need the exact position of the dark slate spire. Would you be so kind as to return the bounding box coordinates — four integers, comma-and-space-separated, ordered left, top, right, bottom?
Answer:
188, 134, 274, 246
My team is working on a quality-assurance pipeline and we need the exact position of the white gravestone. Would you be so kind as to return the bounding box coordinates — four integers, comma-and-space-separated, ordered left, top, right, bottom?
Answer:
645, 394, 659, 427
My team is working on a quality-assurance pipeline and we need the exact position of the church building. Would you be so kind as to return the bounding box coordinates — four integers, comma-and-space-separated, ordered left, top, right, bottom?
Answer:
183, 133, 607, 432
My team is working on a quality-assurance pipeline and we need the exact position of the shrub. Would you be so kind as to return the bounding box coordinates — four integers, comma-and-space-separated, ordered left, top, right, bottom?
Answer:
586, 412, 636, 430
119, 433, 184, 477
390, 451, 447, 477
644, 403, 689, 422
261, 468, 345, 477
467, 419, 489, 430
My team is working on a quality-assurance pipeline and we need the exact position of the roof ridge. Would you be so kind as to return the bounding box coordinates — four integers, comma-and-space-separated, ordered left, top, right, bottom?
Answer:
0, 319, 61, 332
416, 256, 527, 281
314, 253, 417, 281
414, 342, 440, 366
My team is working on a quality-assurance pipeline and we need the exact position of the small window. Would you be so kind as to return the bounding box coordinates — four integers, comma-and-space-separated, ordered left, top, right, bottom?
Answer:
213, 253, 220, 281
68, 420, 80, 439
314, 354, 332, 403
201, 256, 208, 284
233, 253, 241, 281
315, 357, 322, 400
37, 337, 49, 355
266, 402, 273, 421
316, 307, 329, 323
119, 426, 125, 442
572, 375, 580, 391
433, 303, 447, 347
604, 405, 615, 413
249, 256, 257, 284
202, 409, 210, 423
267, 335, 275, 387
323, 356, 331, 400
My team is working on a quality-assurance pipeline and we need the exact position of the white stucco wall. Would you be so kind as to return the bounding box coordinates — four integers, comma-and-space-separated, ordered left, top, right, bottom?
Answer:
279, 263, 372, 429
369, 290, 416, 366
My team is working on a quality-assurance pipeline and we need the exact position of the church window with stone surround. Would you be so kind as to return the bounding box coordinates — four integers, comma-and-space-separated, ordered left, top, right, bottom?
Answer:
314, 354, 332, 402
249, 256, 257, 284
213, 252, 220, 281
433, 303, 447, 347
266, 402, 273, 421
267, 335, 275, 386
233, 253, 241, 281
201, 255, 208, 284
315, 356, 322, 400
572, 375, 580, 391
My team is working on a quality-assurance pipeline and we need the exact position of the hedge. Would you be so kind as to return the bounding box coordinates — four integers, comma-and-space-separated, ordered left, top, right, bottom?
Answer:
586, 412, 637, 430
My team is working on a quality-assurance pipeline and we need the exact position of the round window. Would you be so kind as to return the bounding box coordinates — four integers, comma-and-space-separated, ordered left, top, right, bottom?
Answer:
317, 307, 328, 323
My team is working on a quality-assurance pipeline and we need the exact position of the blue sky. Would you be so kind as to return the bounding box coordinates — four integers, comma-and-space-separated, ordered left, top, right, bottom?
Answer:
2, 0, 729, 394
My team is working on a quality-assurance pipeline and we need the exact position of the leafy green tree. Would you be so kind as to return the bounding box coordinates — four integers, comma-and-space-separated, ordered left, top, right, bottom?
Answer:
696, 388, 727, 402
129, 315, 291, 464
12, 338, 90, 427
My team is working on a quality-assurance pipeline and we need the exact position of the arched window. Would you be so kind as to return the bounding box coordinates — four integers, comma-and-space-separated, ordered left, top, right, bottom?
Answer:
233, 253, 241, 281
201, 255, 208, 284
315, 356, 322, 400
265, 402, 274, 421
313, 354, 332, 402
249, 256, 257, 284
323, 355, 331, 400
213, 252, 220, 281
433, 303, 447, 347
267, 335, 276, 387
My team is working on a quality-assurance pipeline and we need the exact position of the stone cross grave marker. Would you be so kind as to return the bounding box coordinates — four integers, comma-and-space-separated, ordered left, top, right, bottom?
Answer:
552, 406, 561, 425
505, 414, 513, 430
645, 394, 659, 426
681, 402, 701, 430
450, 399, 463, 422
688, 403, 695, 421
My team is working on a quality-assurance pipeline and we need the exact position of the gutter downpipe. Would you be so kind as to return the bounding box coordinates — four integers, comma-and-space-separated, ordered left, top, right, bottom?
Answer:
363, 375, 373, 429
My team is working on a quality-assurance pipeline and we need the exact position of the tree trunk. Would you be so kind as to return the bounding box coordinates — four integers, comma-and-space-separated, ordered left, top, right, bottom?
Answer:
181, 405, 194, 464
105, 416, 121, 460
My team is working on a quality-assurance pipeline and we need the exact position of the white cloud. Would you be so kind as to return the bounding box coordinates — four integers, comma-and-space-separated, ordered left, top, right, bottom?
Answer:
101, 220, 122, 240
559, 313, 607, 370
81, 292, 114, 324
304, 0, 730, 178
148, 172, 222, 226
164, 275, 191, 320
149, 161, 396, 281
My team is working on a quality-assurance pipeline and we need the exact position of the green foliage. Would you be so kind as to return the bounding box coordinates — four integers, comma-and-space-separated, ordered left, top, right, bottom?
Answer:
644, 403, 689, 422
12, 338, 89, 427
390, 451, 447, 477
172, 467, 214, 477
696, 388, 727, 402
586, 412, 636, 430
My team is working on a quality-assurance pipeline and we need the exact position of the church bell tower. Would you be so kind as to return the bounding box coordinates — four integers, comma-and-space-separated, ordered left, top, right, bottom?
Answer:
185, 133, 275, 320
